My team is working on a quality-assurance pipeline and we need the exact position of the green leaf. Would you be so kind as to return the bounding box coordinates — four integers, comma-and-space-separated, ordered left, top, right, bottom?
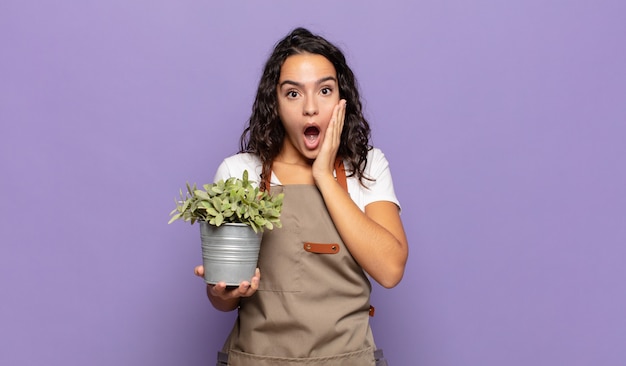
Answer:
194, 190, 211, 201
249, 220, 258, 233
254, 217, 265, 227
168, 213, 182, 224
212, 197, 222, 211
180, 199, 190, 213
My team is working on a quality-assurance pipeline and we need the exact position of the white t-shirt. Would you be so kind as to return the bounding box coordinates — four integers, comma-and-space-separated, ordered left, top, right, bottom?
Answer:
213, 147, 400, 212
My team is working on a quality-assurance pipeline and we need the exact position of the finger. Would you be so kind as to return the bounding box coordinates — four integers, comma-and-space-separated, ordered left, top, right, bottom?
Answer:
208, 282, 226, 297
250, 268, 261, 292
331, 100, 346, 147
323, 105, 337, 142
338, 99, 346, 134
326, 103, 342, 150
236, 281, 252, 297
194, 265, 204, 277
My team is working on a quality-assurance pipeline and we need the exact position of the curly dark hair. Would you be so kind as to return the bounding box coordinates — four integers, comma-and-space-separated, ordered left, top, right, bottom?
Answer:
239, 27, 372, 190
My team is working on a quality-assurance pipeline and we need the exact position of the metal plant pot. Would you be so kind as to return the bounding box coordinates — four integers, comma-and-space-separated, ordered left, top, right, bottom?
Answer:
199, 222, 262, 286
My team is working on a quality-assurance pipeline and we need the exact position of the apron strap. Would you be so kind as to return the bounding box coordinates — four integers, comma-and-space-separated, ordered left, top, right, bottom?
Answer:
215, 351, 229, 365
263, 158, 348, 192
374, 349, 389, 366
334, 158, 347, 191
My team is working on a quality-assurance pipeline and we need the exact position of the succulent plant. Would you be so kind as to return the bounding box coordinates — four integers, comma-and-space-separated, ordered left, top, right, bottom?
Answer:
168, 170, 283, 233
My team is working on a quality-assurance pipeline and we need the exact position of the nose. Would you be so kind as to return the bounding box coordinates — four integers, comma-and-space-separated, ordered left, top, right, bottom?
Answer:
303, 95, 318, 116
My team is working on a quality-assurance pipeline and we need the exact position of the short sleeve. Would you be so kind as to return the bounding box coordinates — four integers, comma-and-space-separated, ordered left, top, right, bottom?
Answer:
360, 148, 401, 211
212, 153, 263, 185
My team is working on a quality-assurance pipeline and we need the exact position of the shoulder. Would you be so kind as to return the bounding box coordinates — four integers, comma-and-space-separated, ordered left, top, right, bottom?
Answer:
213, 153, 263, 185
220, 153, 261, 168
345, 147, 401, 211
355, 147, 392, 185
343, 147, 388, 176
364, 147, 390, 175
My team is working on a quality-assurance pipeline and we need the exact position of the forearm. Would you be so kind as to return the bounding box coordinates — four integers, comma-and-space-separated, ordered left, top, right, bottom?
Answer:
316, 175, 408, 288
206, 286, 240, 311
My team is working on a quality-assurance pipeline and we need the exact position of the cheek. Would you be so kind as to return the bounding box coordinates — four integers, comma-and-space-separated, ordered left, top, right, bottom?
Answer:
278, 108, 300, 134
277, 103, 295, 122
320, 102, 338, 122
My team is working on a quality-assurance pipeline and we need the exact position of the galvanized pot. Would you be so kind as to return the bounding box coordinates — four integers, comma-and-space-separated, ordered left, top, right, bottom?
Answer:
199, 222, 262, 286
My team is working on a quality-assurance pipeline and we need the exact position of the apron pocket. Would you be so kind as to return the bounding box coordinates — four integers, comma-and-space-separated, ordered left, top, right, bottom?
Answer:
225, 347, 376, 366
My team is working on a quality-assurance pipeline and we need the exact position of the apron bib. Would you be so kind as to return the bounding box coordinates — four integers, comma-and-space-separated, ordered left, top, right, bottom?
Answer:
218, 163, 381, 365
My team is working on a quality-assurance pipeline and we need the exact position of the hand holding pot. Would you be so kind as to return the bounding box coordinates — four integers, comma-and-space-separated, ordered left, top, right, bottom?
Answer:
194, 266, 261, 311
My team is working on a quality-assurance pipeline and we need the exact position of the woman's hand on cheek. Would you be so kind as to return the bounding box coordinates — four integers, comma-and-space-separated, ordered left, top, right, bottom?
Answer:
312, 99, 346, 183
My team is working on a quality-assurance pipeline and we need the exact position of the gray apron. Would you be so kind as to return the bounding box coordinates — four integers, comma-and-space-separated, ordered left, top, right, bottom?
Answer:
217, 161, 388, 365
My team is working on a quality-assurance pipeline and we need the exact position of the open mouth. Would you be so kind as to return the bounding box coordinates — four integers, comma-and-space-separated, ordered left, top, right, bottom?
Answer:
304, 126, 320, 142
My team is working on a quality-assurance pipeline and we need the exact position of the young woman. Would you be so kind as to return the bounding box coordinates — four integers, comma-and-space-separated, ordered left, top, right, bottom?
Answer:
194, 27, 408, 366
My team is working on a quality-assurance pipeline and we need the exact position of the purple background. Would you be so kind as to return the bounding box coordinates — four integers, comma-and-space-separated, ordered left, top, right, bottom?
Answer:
1, 1, 625, 365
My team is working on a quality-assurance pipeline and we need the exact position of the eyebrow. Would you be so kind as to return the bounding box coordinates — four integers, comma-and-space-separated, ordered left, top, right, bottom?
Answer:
278, 76, 337, 88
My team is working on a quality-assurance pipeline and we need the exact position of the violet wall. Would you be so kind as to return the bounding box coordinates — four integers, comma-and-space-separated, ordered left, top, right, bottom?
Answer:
1, 1, 625, 365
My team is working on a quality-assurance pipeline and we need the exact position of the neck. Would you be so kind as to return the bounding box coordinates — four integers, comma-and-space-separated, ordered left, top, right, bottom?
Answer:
275, 142, 313, 166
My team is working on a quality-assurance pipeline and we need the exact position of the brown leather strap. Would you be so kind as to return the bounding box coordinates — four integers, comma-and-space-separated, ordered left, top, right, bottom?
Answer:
303, 242, 340, 254
334, 158, 347, 191
262, 167, 271, 192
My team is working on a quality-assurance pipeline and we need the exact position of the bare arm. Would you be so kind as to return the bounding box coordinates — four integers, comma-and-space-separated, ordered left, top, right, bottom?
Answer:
312, 101, 408, 288
315, 177, 408, 288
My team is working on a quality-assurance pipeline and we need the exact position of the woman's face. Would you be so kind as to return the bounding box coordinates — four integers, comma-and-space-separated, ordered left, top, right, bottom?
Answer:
276, 53, 340, 163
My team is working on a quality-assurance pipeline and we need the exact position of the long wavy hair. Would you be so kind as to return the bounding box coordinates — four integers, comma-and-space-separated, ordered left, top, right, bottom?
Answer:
239, 27, 372, 190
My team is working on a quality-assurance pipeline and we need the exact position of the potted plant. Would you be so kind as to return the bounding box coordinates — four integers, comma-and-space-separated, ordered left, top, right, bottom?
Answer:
169, 170, 283, 285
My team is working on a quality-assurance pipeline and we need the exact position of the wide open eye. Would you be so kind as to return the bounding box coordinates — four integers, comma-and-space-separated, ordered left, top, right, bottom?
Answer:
320, 87, 332, 95
287, 90, 299, 98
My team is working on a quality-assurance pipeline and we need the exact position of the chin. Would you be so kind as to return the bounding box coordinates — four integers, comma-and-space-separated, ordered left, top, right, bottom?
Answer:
301, 151, 318, 162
